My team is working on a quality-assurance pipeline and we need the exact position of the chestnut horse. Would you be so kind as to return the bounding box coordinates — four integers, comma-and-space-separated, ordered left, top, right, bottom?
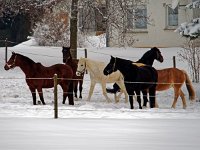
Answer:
4, 52, 74, 105
156, 68, 195, 109
62, 47, 84, 99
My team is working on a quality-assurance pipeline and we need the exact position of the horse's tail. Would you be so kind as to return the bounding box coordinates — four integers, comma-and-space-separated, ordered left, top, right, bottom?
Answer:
182, 70, 196, 100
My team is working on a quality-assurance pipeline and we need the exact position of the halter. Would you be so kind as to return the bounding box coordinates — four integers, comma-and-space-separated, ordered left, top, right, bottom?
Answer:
6, 55, 17, 69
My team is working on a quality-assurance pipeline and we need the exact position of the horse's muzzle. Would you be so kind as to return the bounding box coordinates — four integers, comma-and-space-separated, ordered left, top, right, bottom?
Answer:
4, 64, 11, 70
76, 71, 82, 76
103, 69, 109, 76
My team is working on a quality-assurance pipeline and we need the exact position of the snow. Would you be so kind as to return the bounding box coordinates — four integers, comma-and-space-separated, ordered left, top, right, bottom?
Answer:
175, 18, 200, 38
1, 37, 200, 149
171, 0, 180, 9
186, 0, 200, 9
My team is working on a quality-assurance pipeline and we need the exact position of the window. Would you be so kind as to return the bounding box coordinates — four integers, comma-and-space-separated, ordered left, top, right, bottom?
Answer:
135, 7, 147, 29
167, 6, 178, 27
192, 0, 200, 18
127, 5, 147, 30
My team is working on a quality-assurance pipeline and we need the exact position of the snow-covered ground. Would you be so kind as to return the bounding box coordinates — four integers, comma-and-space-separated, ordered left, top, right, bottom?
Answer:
1, 38, 200, 150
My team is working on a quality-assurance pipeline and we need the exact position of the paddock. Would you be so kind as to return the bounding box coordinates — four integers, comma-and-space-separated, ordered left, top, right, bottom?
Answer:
0, 43, 200, 119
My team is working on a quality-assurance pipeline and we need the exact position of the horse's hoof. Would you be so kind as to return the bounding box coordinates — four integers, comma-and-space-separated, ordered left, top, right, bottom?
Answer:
183, 106, 187, 109
107, 99, 112, 103
69, 102, 74, 105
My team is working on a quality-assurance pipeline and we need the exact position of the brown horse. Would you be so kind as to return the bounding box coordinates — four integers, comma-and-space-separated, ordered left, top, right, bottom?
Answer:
4, 52, 74, 105
62, 47, 84, 99
156, 68, 195, 109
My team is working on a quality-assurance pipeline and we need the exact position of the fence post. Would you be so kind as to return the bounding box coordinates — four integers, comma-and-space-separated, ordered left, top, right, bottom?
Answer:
84, 48, 88, 74
54, 74, 58, 119
173, 56, 176, 68
5, 38, 8, 63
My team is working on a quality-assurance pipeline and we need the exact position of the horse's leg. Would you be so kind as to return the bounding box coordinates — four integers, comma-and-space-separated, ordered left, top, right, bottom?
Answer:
149, 87, 156, 108
101, 82, 111, 103
135, 90, 142, 109
79, 80, 83, 99
129, 95, 134, 109
87, 81, 96, 101
115, 91, 122, 103
73, 81, 78, 98
61, 81, 74, 105
62, 84, 68, 104
126, 87, 135, 109
142, 90, 148, 107
115, 81, 128, 103
37, 88, 46, 105
68, 81, 74, 105
180, 89, 186, 109
171, 87, 180, 109
29, 87, 37, 105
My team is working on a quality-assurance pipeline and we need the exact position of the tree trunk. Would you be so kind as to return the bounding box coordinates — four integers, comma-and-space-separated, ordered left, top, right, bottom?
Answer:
70, 0, 78, 59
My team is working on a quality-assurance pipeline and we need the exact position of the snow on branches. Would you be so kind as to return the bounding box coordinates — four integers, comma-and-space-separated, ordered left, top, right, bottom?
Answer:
175, 0, 200, 39
186, 0, 200, 9
175, 18, 200, 39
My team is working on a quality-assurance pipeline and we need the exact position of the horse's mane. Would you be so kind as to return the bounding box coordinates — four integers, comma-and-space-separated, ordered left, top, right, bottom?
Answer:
136, 47, 159, 65
137, 49, 152, 63
116, 57, 133, 66
16, 53, 36, 64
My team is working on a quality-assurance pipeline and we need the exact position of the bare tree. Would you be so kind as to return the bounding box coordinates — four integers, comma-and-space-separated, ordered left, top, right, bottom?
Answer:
70, 0, 79, 58
32, 0, 149, 48
175, 0, 200, 82
178, 39, 200, 82
78, 0, 149, 47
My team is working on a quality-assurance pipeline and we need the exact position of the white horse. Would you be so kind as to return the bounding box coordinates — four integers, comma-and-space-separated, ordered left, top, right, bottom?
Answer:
76, 57, 128, 103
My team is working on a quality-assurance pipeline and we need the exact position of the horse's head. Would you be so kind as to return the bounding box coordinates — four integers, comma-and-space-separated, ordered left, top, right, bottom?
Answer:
103, 56, 117, 76
76, 57, 86, 76
4, 52, 18, 70
151, 47, 164, 63
62, 46, 71, 63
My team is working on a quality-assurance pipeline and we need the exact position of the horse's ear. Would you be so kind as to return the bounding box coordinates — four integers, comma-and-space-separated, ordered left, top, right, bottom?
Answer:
151, 47, 158, 51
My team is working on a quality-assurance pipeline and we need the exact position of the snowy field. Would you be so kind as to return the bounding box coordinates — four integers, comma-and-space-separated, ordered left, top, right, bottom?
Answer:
1, 38, 200, 149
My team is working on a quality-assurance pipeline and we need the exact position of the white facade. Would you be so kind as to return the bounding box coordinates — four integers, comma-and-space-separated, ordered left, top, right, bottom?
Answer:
109, 0, 194, 47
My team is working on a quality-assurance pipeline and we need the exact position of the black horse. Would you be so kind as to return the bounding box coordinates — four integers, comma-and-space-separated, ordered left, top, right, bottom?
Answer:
106, 47, 163, 106
62, 47, 84, 99
103, 56, 158, 109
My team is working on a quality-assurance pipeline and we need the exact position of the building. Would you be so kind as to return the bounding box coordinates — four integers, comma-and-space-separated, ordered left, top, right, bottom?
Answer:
107, 0, 200, 47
